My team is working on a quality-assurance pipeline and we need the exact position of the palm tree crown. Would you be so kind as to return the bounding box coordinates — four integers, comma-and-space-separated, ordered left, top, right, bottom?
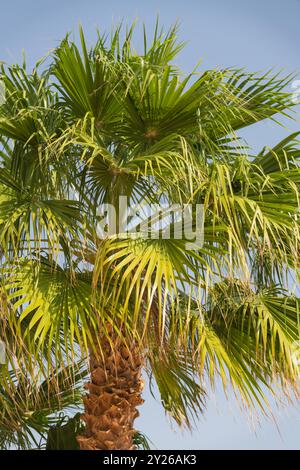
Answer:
0, 22, 300, 449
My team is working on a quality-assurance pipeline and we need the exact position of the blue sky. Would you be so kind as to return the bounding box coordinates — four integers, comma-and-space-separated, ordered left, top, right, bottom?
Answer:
1, 0, 300, 449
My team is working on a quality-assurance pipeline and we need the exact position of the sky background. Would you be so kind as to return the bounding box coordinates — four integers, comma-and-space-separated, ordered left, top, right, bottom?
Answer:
1, 0, 300, 449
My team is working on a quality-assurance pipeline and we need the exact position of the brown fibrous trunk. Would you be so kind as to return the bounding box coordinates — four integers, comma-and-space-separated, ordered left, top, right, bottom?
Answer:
77, 331, 144, 450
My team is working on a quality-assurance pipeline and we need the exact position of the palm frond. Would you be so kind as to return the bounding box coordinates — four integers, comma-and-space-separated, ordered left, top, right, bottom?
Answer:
0, 361, 87, 449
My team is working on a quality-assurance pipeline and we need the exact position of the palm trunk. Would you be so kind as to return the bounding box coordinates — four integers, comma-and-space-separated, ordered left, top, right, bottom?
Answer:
77, 330, 144, 450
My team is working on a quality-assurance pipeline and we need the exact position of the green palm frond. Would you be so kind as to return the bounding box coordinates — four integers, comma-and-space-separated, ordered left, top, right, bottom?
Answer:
133, 430, 153, 450
149, 350, 206, 429
213, 68, 296, 135
254, 131, 300, 173
3, 257, 96, 365
0, 22, 300, 439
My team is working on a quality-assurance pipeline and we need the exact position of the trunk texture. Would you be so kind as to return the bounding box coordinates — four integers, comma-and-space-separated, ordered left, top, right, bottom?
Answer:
77, 331, 144, 450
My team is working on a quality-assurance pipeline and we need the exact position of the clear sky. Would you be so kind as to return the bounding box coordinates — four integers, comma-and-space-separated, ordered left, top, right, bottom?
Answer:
1, 0, 300, 449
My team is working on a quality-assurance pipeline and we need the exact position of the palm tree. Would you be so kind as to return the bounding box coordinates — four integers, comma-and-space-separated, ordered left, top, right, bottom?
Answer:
0, 22, 300, 450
